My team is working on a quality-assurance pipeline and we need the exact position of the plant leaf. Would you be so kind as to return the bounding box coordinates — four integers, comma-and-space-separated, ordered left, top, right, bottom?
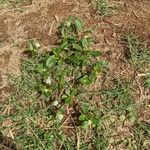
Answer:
66, 16, 73, 27
79, 114, 86, 121
91, 118, 100, 125
82, 38, 89, 48
46, 55, 56, 68
65, 89, 71, 96
80, 75, 92, 85
59, 41, 68, 50
75, 19, 82, 31
88, 51, 102, 57
72, 43, 82, 51
36, 64, 47, 73
94, 61, 108, 73
27, 42, 35, 53
64, 97, 72, 104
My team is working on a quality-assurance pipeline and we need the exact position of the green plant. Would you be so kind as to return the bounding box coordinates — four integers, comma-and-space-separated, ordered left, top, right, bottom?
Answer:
96, 0, 112, 16
26, 17, 105, 107
94, 79, 150, 149
33, 17, 107, 126
1, 17, 107, 149
101, 79, 137, 124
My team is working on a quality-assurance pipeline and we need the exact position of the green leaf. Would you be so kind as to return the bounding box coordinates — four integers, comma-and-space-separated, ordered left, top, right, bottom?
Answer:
82, 38, 89, 48
79, 114, 86, 121
89, 72, 96, 82
27, 43, 34, 51
68, 35, 77, 42
82, 120, 92, 129
39, 85, 46, 92
27, 41, 40, 54
61, 26, 66, 37
91, 118, 100, 125
56, 113, 64, 122
65, 89, 71, 96
44, 90, 52, 97
52, 48, 60, 56
140, 122, 150, 135
80, 75, 92, 85
88, 51, 102, 57
71, 89, 78, 96
72, 43, 82, 51
59, 41, 68, 50
66, 16, 73, 27
36, 64, 47, 73
75, 19, 82, 31
64, 97, 72, 104
62, 94, 68, 99
94, 61, 108, 73
81, 103, 90, 113
46, 55, 56, 68
39, 85, 52, 97
69, 52, 88, 65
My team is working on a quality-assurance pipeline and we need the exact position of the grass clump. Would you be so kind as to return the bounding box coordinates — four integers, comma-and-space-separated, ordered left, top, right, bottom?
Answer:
125, 35, 150, 71
101, 80, 137, 123
97, 79, 150, 149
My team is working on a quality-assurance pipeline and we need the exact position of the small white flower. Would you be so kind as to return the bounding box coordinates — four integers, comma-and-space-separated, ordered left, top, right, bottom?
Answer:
88, 120, 92, 125
56, 113, 64, 122
53, 100, 59, 106
34, 41, 40, 49
45, 77, 52, 85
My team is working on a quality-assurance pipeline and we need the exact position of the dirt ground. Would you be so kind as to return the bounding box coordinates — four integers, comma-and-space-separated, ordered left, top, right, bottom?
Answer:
0, 0, 150, 117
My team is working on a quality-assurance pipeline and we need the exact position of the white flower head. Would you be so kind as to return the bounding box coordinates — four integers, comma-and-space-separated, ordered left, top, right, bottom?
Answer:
56, 113, 64, 122
34, 41, 40, 49
53, 100, 59, 106
45, 77, 52, 85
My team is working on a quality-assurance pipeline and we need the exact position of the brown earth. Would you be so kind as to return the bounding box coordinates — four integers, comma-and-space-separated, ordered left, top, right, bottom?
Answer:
0, 0, 150, 122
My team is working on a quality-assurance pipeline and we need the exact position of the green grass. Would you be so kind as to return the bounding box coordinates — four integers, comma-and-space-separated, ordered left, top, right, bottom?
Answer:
0, 18, 150, 149
124, 35, 150, 90
125, 35, 150, 71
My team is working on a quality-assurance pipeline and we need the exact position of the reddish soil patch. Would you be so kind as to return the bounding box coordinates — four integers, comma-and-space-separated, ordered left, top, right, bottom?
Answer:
21, 1, 76, 45
107, 0, 150, 44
